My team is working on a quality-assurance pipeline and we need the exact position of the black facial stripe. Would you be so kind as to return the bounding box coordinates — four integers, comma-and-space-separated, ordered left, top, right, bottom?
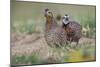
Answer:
65, 18, 69, 20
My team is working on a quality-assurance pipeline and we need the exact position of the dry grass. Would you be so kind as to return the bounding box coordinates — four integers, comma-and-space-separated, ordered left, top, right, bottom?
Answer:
11, 1, 96, 65
11, 33, 95, 65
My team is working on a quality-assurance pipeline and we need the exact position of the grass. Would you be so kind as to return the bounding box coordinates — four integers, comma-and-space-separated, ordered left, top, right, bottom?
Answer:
11, 54, 43, 65
69, 45, 95, 62
11, 1, 96, 65
11, 43, 95, 65
11, 1, 96, 37
75, 14, 96, 38
11, 14, 96, 38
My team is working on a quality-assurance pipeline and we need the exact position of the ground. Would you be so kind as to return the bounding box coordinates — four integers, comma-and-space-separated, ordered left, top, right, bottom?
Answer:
11, 33, 95, 64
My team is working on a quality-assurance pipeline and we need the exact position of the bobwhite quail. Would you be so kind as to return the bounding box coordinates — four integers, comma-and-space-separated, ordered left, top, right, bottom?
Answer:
62, 14, 82, 45
44, 9, 68, 48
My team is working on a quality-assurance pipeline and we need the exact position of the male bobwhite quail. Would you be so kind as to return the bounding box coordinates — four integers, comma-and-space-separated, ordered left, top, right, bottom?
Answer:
62, 14, 82, 45
44, 9, 68, 48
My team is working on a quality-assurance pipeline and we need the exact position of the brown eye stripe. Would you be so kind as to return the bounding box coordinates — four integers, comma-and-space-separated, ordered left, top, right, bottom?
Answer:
48, 11, 51, 13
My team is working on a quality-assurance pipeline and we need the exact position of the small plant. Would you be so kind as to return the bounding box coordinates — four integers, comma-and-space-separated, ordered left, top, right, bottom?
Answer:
11, 54, 42, 65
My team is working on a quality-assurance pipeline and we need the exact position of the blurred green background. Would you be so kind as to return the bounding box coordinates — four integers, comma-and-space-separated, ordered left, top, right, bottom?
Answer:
11, 1, 96, 38
11, 1, 96, 65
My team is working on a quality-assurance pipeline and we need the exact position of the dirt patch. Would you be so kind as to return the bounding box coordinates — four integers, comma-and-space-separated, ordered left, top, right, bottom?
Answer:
11, 33, 95, 56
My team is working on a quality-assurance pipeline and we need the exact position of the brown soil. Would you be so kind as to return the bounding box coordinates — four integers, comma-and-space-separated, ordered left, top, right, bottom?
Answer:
11, 33, 95, 56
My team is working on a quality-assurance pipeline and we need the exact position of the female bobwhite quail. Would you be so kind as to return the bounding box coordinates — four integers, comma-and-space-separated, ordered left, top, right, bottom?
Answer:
44, 9, 68, 48
62, 14, 82, 45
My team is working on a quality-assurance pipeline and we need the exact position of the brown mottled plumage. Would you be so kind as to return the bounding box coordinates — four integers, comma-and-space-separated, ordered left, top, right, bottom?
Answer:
44, 9, 68, 48
62, 14, 82, 45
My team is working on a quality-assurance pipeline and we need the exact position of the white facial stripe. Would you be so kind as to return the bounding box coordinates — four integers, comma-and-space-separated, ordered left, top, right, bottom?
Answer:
64, 15, 69, 18
63, 19, 69, 24
62, 15, 70, 24
47, 11, 51, 14
64, 16, 67, 18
